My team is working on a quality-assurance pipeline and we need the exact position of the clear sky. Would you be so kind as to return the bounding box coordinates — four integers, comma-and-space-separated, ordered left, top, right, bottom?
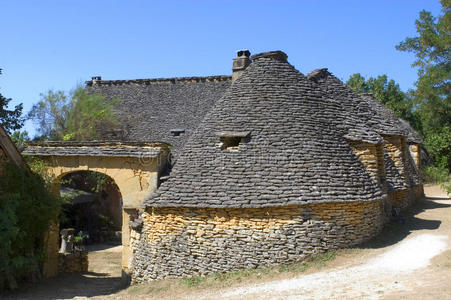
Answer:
0, 0, 443, 136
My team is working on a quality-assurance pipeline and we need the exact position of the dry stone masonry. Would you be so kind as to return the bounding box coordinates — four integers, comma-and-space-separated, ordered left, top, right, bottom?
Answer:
127, 51, 423, 283
131, 201, 384, 282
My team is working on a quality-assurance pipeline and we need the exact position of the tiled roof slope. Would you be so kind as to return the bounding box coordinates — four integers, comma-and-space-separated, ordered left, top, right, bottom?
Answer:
398, 118, 423, 144
85, 76, 231, 155
306, 71, 414, 192
359, 94, 408, 137
145, 52, 384, 208
307, 69, 406, 138
23, 141, 165, 158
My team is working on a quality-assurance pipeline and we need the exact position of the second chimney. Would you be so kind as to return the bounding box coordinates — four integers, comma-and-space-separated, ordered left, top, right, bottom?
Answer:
232, 50, 251, 82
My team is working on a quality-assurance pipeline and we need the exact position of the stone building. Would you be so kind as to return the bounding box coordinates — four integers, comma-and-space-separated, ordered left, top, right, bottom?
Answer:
128, 51, 420, 282
26, 50, 424, 282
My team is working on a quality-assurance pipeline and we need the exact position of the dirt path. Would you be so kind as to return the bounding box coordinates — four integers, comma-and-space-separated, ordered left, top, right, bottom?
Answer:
212, 185, 451, 300
3, 244, 124, 300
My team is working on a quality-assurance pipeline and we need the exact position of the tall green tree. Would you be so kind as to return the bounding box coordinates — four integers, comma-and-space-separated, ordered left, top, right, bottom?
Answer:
28, 86, 120, 141
396, 0, 451, 170
346, 73, 419, 128
0, 69, 24, 133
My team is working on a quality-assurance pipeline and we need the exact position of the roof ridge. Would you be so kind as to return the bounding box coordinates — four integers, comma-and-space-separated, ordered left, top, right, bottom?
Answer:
85, 75, 232, 86
306, 68, 330, 82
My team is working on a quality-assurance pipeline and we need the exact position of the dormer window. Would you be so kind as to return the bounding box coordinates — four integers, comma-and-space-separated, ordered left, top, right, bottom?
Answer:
170, 128, 186, 137
216, 131, 251, 150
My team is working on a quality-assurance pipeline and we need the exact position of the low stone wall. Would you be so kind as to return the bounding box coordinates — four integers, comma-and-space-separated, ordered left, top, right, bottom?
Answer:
130, 199, 385, 283
389, 189, 408, 210
390, 185, 424, 210
58, 250, 88, 273
408, 184, 425, 205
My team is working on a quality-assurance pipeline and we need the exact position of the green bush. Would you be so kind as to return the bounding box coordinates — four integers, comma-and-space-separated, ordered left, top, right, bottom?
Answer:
0, 163, 60, 289
422, 165, 450, 184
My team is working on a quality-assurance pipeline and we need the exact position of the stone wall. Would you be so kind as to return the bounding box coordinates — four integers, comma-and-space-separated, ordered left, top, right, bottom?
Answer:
58, 250, 88, 273
388, 189, 408, 210
408, 144, 421, 170
383, 136, 408, 185
130, 199, 385, 283
348, 141, 386, 187
408, 184, 425, 205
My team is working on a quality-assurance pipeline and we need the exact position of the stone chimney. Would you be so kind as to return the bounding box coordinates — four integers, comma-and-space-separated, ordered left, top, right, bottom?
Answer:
91, 76, 102, 85
250, 50, 287, 62
232, 50, 251, 82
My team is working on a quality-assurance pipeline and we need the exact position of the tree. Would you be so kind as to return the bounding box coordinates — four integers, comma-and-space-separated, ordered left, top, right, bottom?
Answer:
396, 0, 450, 170
346, 73, 419, 128
0, 69, 24, 133
28, 86, 120, 141
10, 131, 30, 151
396, 0, 450, 135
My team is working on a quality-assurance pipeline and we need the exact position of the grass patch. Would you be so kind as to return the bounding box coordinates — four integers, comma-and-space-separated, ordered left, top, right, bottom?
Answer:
178, 250, 340, 288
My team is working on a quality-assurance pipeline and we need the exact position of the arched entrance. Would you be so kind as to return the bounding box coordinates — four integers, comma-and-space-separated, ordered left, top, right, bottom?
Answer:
60, 171, 122, 244
22, 141, 170, 279
59, 170, 123, 277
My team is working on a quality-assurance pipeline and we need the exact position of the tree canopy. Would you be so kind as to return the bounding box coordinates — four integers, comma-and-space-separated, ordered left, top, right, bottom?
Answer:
28, 86, 120, 141
396, 0, 450, 170
0, 69, 23, 133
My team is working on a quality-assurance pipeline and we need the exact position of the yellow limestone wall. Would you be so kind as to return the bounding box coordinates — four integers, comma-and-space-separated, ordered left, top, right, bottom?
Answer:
44, 155, 167, 208
130, 200, 385, 282
383, 136, 410, 209
38, 150, 168, 278
409, 144, 421, 171
348, 141, 386, 187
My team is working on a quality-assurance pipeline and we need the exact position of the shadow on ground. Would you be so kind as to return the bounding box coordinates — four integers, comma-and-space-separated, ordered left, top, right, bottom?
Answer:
359, 197, 451, 249
2, 272, 124, 300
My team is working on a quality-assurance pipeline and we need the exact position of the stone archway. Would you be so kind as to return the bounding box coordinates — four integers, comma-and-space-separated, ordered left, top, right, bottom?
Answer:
23, 141, 170, 279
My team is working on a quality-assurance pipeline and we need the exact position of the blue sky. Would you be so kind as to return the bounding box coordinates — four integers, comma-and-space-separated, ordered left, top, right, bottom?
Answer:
0, 0, 442, 136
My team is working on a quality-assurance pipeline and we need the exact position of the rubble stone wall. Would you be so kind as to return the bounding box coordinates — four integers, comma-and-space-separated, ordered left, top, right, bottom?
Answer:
348, 141, 386, 186
408, 184, 425, 205
408, 144, 421, 170
58, 250, 88, 273
389, 189, 408, 209
130, 199, 385, 283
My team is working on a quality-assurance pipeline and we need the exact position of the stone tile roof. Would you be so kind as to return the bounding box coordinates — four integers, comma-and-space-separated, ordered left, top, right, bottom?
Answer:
398, 118, 423, 144
307, 69, 383, 144
144, 51, 384, 208
306, 70, 421, 192
85, 75, 231, 156
383, 151, 408, 191
359, 94, 408, 137
23, 141, 165, 158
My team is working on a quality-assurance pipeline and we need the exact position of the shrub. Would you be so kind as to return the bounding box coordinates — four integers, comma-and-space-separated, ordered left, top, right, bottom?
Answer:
422, 165, 450, 184
0, 163, 60, 290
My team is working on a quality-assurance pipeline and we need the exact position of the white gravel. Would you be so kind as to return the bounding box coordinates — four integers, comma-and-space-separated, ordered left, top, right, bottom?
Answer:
219, 234, 448, 300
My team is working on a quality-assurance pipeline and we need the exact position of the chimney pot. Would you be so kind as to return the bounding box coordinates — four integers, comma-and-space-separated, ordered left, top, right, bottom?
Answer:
232, 50, 251, 83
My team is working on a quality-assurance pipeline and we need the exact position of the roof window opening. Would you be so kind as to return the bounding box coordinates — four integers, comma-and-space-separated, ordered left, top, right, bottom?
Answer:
216, 131, 251, 151
170, 128, 186, 137
222, 136, 241, 150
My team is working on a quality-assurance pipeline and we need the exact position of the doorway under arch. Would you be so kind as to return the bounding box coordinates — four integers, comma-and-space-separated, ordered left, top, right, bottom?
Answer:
59, 170, 123, 277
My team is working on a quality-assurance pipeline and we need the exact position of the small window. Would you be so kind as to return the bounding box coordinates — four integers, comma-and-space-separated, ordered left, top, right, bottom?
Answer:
216, 131, 251, 150
170, 128, 186, 137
